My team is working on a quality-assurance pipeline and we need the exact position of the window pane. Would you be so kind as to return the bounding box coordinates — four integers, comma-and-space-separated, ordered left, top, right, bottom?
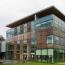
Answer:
46, 35, 53, 44
54, 36, 59, 44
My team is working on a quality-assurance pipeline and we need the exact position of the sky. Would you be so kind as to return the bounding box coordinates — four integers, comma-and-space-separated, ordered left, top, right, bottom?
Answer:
0, 0, 65, 38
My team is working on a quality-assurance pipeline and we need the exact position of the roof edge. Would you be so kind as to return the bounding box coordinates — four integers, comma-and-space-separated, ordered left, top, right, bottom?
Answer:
6, 6, 65, 28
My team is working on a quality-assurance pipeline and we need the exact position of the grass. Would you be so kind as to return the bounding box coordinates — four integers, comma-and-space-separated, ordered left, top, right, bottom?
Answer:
4, 61, 65, 65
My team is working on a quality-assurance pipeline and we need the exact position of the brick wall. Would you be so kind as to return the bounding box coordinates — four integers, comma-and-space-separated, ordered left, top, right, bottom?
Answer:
37, 29, 51, 48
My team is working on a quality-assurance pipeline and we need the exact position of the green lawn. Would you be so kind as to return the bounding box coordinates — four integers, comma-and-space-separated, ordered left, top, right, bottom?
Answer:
4, 62, 65, 65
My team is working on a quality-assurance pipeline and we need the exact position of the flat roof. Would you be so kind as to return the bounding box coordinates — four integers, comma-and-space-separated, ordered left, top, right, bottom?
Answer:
6, 6, 65, 28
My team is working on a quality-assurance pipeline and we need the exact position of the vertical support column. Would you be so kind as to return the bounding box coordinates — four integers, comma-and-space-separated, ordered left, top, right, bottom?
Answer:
27, 20, 32, 61
13, 43, 17, 63
6, 43, 8, 60
20, 40, 23, 62
52, 55, 54, 63
34, 14, 37, 21
27, 43, 31, 61
34, 14, 37, 60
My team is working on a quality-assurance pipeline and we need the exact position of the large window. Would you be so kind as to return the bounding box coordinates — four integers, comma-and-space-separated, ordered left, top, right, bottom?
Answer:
31, 33, 37, 45
31, 21, 35, 31
24, 23, 27, 33
7, 51, 13, 60
53, 15, 65, 32
60, 37, 64, 45
27, 22, 31, 32
46, 35, 53, 44
54, 36, 64, 45
17, 26, 20, 35
6, 30, 12, 38
54, 36, 59, 44
20, 25, 24, 34
35, 19, 53, 30
7, 44, 14, 51
35, 15, 53, 30
47, 35, 64, 46
14, 27, 17, 36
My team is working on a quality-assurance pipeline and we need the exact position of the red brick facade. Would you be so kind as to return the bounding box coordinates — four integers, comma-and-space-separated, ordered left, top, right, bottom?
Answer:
37, 29, 47, 48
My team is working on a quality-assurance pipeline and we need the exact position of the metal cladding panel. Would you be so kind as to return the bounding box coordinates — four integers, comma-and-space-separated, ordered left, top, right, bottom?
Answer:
1, 41, 6, 52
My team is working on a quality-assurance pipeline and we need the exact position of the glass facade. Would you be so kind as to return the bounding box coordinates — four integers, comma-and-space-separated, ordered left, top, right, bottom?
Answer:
6, 15, 53, 38
6, 14, 65, 63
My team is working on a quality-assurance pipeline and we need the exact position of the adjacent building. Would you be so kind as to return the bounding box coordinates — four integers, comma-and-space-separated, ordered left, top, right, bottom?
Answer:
6, 6, 65, 63
0, 35, 6, 61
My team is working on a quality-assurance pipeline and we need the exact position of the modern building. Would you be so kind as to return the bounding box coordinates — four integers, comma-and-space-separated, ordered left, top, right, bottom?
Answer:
6, 6, 65, 63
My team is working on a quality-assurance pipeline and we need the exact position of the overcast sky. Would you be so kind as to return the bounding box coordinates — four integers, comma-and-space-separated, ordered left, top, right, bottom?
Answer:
0, 0, 65, 38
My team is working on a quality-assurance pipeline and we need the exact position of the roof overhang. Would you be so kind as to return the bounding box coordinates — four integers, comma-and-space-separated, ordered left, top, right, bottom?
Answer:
6, 6, 65, 28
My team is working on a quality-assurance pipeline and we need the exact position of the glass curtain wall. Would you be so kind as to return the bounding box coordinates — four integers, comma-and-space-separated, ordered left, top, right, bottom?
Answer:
35, 15, 53, 62
6, 14, 65, 62
52, 15, 65, 62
